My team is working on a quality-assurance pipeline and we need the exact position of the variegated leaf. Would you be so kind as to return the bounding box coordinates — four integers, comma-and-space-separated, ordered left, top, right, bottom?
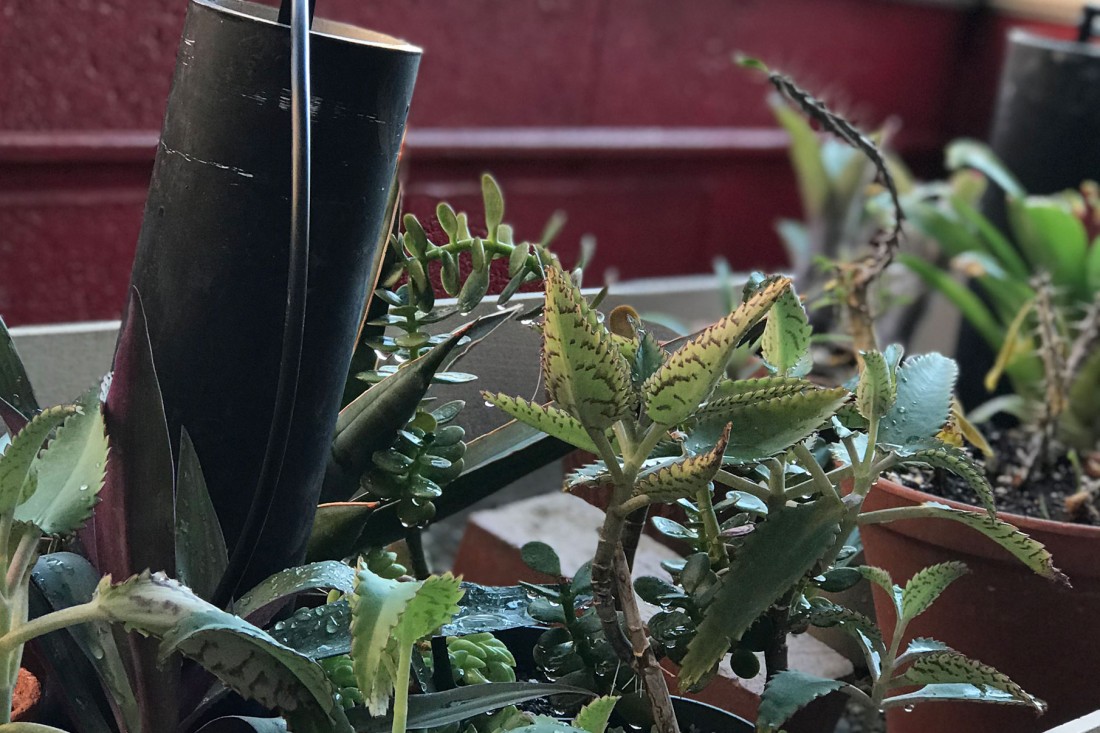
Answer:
0, 404, 75, 513
394, 573, 464, 647
644, 278, 791, 426
630, 425, 730, 504
482, 392, 598, 453
761, 284, 811, 377
349, 567, 419, 715
856, 350, 896, 421
900, 444, 995, 517
541, 267, 633, 430
900, 561, 969, 623
899, 652, 1045, 713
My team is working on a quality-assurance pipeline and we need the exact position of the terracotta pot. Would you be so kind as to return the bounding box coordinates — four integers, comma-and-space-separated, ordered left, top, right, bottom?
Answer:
861, 477, 1100, 733
11, 668, 41, 722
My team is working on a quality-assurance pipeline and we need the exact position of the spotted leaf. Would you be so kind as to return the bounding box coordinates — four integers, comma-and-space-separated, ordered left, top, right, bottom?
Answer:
900, 561, 969, 623
899, 651, 1045, 713
481, 392, 598, 453
630, 425, 730, 505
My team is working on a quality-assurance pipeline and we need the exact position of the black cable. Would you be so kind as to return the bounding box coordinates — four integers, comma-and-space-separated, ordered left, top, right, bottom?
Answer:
278, 0, 316, 27
215, 0, 312, 608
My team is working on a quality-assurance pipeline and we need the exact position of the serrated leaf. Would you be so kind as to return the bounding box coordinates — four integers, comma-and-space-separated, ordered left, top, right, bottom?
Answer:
762, 285, 811, 377
878, 354, 958, 448
233, 562, 357, 621
897, 637, 954, 666
15, 388, 107, 535
349, 568, 419, 715
540, 267, 632, 430
709, 376, 817, 404
645, 278, 790, 426
631, 330, 665, 386
856, 350, 895, 421
757, 671, 846, 733
857, 565, 900, 614
572, 695, 618, 733
900, 444, 994, 517
631, 425, 729, 504
0, 404, 75, 513
482, 393, 598, 453
679, 498, 844, 687
900, 562, 969, 623
521, 542, 562, 577
395, 573, 464, 646
884, 683, 1042, 710
898, 652, 1045, 713
804, 598, 883, 646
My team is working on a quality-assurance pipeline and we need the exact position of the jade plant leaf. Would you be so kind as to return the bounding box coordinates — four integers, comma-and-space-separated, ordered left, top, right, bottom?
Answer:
0, 404, 74, 514
232, 561, 357, 621
15, 388, 107, 535
482, 393, 599, 453
631, 425, 730, 504
521, 542, 562, 577
541, 266, 632, 430
757, 671, 847, 733
898, 445, 995, 517
0, 315, 39, 418
175, 428, 228, 602
678, 497, 844, 687
900, 561, 969, 624
897, 651, 1045, 713
644, 277, 790, 426
877, 353, 957, 448
761, 285, 812, 377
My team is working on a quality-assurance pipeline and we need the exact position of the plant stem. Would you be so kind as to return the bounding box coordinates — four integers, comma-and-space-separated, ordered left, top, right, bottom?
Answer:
620, 506, 649, 572
5, 530, 39, 595
0, 600, 104, 656
792, 442, 839, 502
714, 470, 771, 503
695, 486, 727, 570
405, 528, 431, 581
391, 642, 414, 733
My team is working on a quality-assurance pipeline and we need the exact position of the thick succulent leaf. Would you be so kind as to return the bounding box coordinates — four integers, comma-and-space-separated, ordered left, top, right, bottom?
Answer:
541, 266, 632, 430
572, 696, 619, 733
900, 561, 969, 624
482, 393, 598, 453
945, 139, 1025, 197
15, 388, 107, 535
688, 387, 849, 463
0, 316, 39, 417
233, 561, 357, 621
898, 652, 1045, 713
762, 285, 812, 377
349, 568, 419, 714
0, 405, 74, 513
899, 444, 994, 517
877, 354, 958, 449
679, 497, 844, 687
1008, 195, 1088, 296
632, 426, 729, 504
645, 278, 790, 426
175, 428, 228, 601
884, 683, 1042, 710
757, 671, 847, 733
856, 350, 895, 421
804, 598, 882, 647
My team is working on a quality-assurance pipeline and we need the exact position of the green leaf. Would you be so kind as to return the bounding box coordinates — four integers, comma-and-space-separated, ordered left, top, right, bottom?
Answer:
762, 285, 812, 377
678, 498, 844, 687
0, 404, 75, 514
1061, 349, 1100, 452
899, 444, 994, 516
521, 542, 562, 577
632, 425, 729, 504
1008, 195, 1089, 295
756, 671, 846, 733
803, 598, 883, 647
482, 174, 505, 239
306, 502, 378, 563
945, 140, 1025, 198
349, 569, 419, 715
898, 254, 1003, 351
898, 651, 1044, 713
175, 428, 227, 602
772, 98, 829, 219
631, 330, 666, 387
896, 637, 954, 666
541, 266, 633, 430
856, 350, 896, 421
482, 393, 598, 453
900, 561, 969, 623
877, 353, 958, 448
857, 566, 900, 614
233, 562, 357, 620
0, 316, 39, 417
402, 214, 430, 259
572, 695, 618, 733
884, 683, 1042, 710
1087, 235, 1100, 292
949, 195, 1030, 280
15, 388, 107, 535
645, 278, 790, 426
394, 573, 464, 647
709, 376, 818, 403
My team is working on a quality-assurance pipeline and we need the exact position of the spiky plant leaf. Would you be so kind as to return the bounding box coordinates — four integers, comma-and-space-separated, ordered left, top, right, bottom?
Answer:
708, 376, 817, 404
856, 350, 896, 421
645, 278, 790, 426
878, 354, 958, 448
899, 445, 995, 517
803, 598, 883, 647
857, 566, 900, 613
541, 267, 633, 430
571, 695, 619, 733
0, 315, 39, 418
481, 393, 598, 453
631, 425, 730, 504
631, 330, 666, 387
15, 388, 107, 535
884, 684, 1043, 710
0, 404, 75, 513
900, 562, 969, 624
757, 671, 847, 733
679, 497, 843, 687
762, 285, 812, 377
349, 568, 419, 715
898, 652, 1045, 713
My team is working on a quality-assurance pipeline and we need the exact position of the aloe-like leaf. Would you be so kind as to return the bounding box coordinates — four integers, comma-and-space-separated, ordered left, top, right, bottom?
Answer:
541, 266, 633, 430
678, 497, 844, 687
856, 350, 895, 421
631, 426, 729, 505
0, 316, 39, 418
1061, 349, 1100, 452
877, 353, 958, 449
15, 388, 107, 535
175, 428, 228, 602
898, 254, 1003, 351
945, 140, 1025, 198
897, 651, 1045, 713
756, 671, 847, 733
645, 278, 790, 426
0, 404, 75, 514
306, 502, 379, 563
1008, 195, 1089, 295
762, 285, 812, 377
948, 195, 1030, 279
772, 98, 829, 219
482, 393, 598, 453
900, 561, 969, 624
899, 444, 994, 516
572, 696, 619, 733
233, 561, 357, 621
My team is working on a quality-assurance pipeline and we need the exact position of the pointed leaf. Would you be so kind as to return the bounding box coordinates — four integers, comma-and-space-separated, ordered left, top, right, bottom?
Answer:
804, 598, 883, 647
900, 445, 994, 517
0, 404, 75, 513
884, 683, 1041, 710
762, 285, 811, 377
708, 376, 816, 404
15, 389, 107, 535
349, 568, 419, 714
645, 278, 790, 426
856, 350, 896, 421
305, 502, 379, 563
857, 566, 900, 615
482, 393, 598, 453
679, 497, 844, 687
394, 573, 464, 646
898, 651, 1045, 713
233, 561, 357, 620
175, 428, 228, 601
900, 561, 969, 623
572, 696, 619, 733
632, 425, 729, 504
0, 316, 39, 417
896, 637, 954, 666
757, 671, 846, 733
541, 266, 632, 430
878, 354, 958, 448
945, 140, 1025, 197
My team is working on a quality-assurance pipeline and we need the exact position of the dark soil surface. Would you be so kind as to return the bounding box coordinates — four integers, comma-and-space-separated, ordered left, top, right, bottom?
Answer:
888, 425, 1097, 525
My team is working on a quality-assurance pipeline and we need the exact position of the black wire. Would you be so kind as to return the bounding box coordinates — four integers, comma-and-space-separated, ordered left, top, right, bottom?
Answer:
214, 0, 312, 608
278, 0, 316, 27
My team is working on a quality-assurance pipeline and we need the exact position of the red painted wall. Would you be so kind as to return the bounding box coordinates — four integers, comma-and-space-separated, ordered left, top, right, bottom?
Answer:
0, 0, 1071, 325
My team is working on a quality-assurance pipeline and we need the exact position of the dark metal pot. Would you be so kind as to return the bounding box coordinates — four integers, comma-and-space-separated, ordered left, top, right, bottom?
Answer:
124, 0, 420, 592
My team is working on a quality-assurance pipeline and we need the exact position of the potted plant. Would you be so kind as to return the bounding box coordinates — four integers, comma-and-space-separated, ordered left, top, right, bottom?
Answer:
857, 140, 1100, 732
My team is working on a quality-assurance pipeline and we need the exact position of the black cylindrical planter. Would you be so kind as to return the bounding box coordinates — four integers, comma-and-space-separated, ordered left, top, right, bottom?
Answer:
127, 0, 419, 591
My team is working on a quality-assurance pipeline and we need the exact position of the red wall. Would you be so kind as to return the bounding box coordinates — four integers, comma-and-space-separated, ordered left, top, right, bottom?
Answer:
0, 0, 1069, 325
